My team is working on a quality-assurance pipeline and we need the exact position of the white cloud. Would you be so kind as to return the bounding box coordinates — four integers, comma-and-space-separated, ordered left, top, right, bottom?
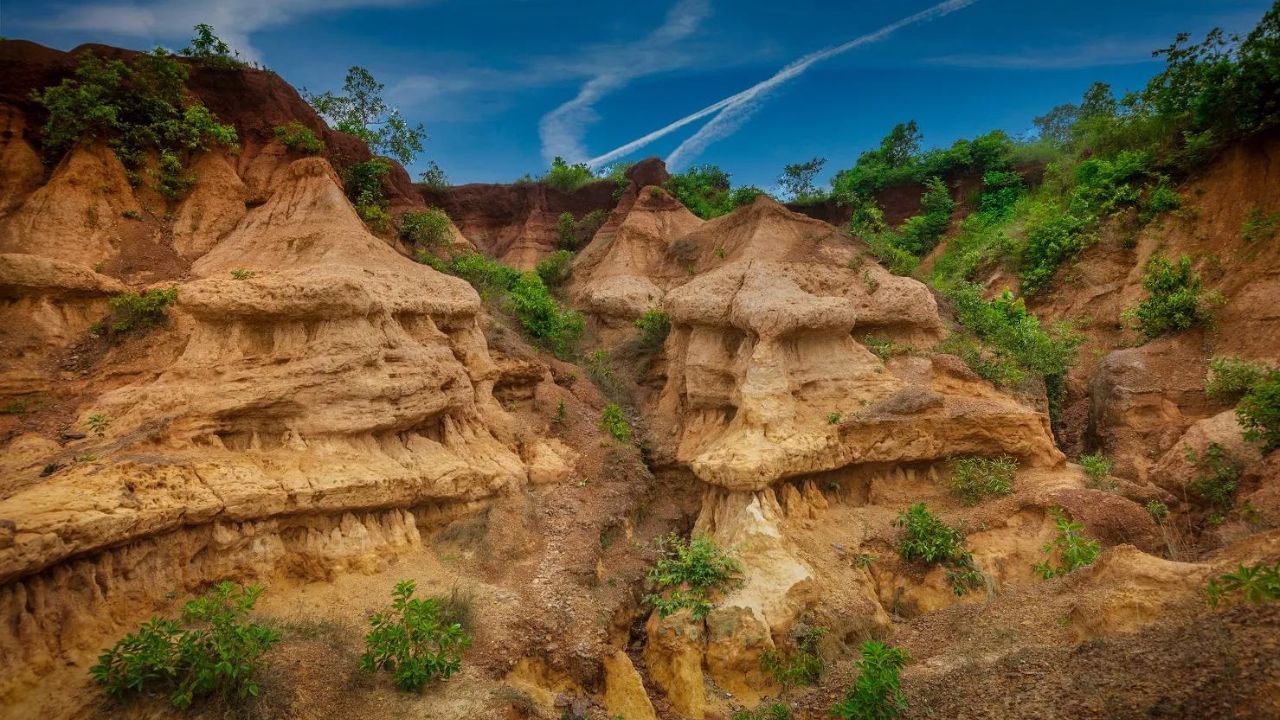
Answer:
589, 0, 979, 171
537, 0, 711, 164
38, 0, 421, 62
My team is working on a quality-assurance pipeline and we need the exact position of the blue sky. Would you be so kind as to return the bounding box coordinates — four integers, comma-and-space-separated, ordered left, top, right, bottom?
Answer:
5, 0, 1274, 189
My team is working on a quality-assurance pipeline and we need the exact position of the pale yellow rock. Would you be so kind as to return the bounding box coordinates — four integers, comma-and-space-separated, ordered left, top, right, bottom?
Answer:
173, 151, 248, 258
602, 650, 659, 720
644, 609, 707, 719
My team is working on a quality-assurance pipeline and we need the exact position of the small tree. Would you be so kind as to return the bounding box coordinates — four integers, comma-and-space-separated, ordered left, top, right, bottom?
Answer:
360, 580, 470, 692
830, 641, 909, 720
182, 24, 242, 68
418, 160, 449, 189
778, 157, 826, 202
306, 66, 426, 164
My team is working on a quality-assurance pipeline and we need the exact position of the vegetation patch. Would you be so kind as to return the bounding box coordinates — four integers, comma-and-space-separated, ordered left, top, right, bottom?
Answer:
423, 251, 583, 357
94, 287, 178, 336
948, 455, 1017, 504
554, 209, 609, 250
1186, 442, 1244, 515
761, 625, 825, 690
644, 533, 743, 620
600, 403, 631, 443
1079, 452, 1115, 490
273, 121, 325, 154
634, 308, 671, 351
1205, 561, 1280, 607
1205, 356, 1272, 401
1128, 254, 1221, 340
665, 164, 765, 219
830, 641, 910, 720
400, 207, 453, 248
944, 283, 1081, 422
1237, 369, 1280, 453
541, 156, 595, 192
90, 582, 279, 709
343, 157, 392, 229
1033, 508, 1101, 579
33, 43, 238, 197
360, 580, 470, 692
894, 503, 983, 596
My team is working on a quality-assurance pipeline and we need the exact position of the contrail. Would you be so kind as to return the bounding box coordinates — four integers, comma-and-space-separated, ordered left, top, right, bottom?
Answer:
587, 0, 979, 170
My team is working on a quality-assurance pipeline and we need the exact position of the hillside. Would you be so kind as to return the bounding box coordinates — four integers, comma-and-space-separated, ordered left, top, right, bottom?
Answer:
0, 20, 1278, 720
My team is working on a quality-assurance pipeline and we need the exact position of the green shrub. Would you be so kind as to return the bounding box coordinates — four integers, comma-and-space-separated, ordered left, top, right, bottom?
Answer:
1242, 207, 1280, 243
1079, 452, 1115, 489
556, 212, 578, 249
431, 252, 582, 356
90, 582, 279, 709
182, 24, 243, 68
273, 121, 325, 154
895, 177, 954, 256
510, 273, 583, 356
418, 160, 449, 189
893, 503, 983, 596
33, 49, 237, 194
665, 165, 762, 219
1238, 370, 1280, 452
343, 158, 392, 229
1130, 254, 1220, 340
400, 207, 452, 247
1018, 200, 1090, 295
830, 641, 909, 720
1141, 183, 1182, 221
600, 403, 631, 443
535, 249, 574, 288
948, 455, 1017, 504
87, 412, 109, 437
635, 309, 671, 350
153, 149, 195, 199
1146, 500, 1170, 523
230, 268, 255, 280
1033, 508, 1101, 579
1186, 441, 1244, 510
1205, 561, 1280, 607
360, 580, 470, 692
542, 156, 595, 192
1205, 356, 1271, 401
555, 209, 608, 250
826, 412, 842, 425
306, 66, 425, 164
945, 283, 1080, 421
761, 626, 825, 690
644, 533, 743, 620
103, 287, 178, 334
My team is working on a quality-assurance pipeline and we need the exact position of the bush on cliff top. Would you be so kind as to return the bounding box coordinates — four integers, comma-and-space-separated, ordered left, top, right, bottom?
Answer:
33, 47, 238, 198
